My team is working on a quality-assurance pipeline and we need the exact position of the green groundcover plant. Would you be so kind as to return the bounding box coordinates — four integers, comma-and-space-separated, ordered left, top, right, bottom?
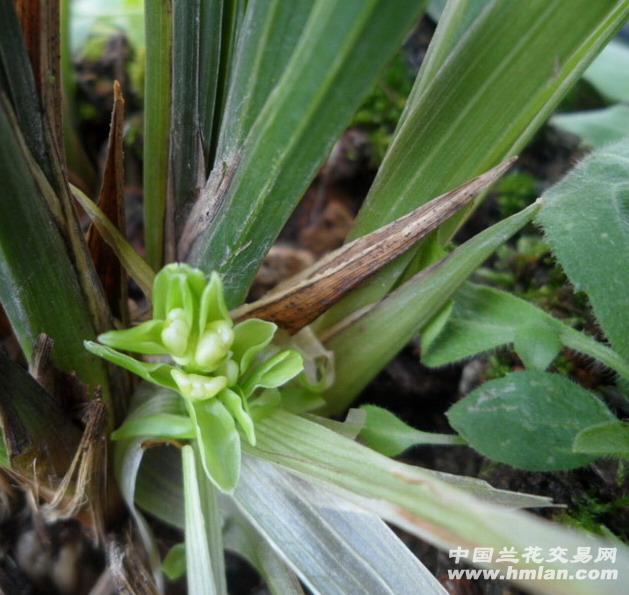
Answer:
1, 1, 629, 594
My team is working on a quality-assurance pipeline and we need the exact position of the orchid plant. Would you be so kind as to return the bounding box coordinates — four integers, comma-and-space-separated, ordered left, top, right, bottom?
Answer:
86, 263, 303, 491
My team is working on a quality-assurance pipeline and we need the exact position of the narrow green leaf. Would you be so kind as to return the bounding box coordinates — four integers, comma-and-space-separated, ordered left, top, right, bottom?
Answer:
0, 1, 50, 178
583, 39, 629, 102
573, 420, 629, 460
447, 371, 616, 471
170, 0, 204, 236
552, 105, 629, 148
235, 457, 448, 595
224, 515, 305, 595
182, 445, 218, 595
215, 0, 313, 156
71, 184, 155, 297
537, 138, 629, 361
248, 412, 629, 595
198, 0, 224, 167
144, 0, 172, 268
0, 104, 108, 391
97, 320, 165, 356
187, 398, 240, 493
322, 203, 538, 414
359, 405, 465, 456
183, 0, 427, 306
111, 413, 194, 441
320, 0, 629, 329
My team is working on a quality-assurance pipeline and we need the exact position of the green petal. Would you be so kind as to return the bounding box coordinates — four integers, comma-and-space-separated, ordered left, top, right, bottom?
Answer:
186, 398, 240, 492
249, 388, 282, 421
84, 341, 178, 390
97, 319, 166, 355
111, 413, 195, 441
219, 388, 256, 445
241, 349, 304, 398
198, 272, 231, 334
231, 319, 277, 374
153, 263, 206, 320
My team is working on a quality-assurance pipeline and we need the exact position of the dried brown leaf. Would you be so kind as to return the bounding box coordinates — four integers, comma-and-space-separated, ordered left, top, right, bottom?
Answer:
87, 81, 128, 324
233, 159, 515, 332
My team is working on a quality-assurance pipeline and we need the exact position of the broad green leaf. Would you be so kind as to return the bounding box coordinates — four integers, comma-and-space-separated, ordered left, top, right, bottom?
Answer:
71, 184, 155, 296
447, 371, 616, 471
183, 0, 427, 306
231, 319, 277, 374
143, 0, 172, 269
247, 412, 629, 595
552, 105, 629, 148
182, 445, 218, 595
513, 322, 563, 371
111, 413, 194, 441
162, 543, 186, 581
241, 351, 304, 397
358, 405, 465, 456
422, 283, 629, 378
234, 457, 448, 595
573, 420, 629, 460
0, 103, 108, 391
583, 39, 629, 102
84, 341, 177, 390
537, 138, 629, 361
319, 0, 629, 330
187, 398, 240, 492
322, 203, 538, 414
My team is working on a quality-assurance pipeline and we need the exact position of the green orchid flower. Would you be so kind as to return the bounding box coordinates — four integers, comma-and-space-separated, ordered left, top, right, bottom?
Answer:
85, 263, 303, 492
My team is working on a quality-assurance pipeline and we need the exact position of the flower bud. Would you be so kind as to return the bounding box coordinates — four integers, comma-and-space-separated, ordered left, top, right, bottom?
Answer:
161, 308, 191, 356
195, 320, 234, 370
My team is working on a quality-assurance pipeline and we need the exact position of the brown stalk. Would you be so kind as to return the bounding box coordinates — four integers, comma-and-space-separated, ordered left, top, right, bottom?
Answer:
87, 81, 129, 324
233, 158, 516, 333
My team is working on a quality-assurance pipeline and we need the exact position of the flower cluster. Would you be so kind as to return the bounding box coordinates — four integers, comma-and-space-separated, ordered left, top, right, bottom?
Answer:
85, 264, 303, 491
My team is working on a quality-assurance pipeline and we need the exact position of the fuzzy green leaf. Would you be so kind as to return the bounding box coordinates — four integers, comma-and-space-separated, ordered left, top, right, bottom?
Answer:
583, 39, 629, 102
573, 421, 629, 460
447, 371, 616, 471
552, 105, 629, 148
537, 138, 629, 361
422, 283, 629, 378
